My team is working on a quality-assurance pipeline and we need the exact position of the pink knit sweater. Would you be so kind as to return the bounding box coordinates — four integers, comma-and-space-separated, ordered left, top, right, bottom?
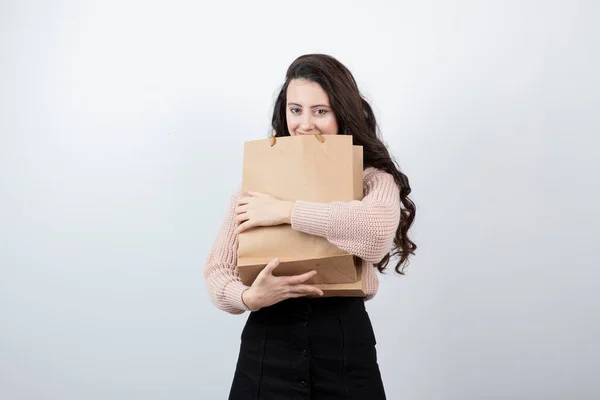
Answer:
203, 167, 401, 315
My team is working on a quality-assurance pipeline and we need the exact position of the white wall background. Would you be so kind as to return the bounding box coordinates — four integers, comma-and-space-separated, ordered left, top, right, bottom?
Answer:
1, 0, 598, 399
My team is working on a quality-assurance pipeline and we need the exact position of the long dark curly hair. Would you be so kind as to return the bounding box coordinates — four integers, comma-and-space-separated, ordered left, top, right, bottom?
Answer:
271, 54, 417, 274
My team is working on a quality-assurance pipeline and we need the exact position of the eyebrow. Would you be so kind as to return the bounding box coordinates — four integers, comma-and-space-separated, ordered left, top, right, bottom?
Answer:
287, 102, 331, 108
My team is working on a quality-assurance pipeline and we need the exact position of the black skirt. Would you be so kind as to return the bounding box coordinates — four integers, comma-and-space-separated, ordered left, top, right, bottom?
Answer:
228, 297, 387, 400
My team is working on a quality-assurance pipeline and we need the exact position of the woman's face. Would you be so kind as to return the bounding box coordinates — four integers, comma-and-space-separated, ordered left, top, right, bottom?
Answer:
285, 79, 339, 136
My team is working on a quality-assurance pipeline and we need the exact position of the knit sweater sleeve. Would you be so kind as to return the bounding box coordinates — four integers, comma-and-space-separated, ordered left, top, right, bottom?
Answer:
203, 190, 251, 315
291, 168, 401, 264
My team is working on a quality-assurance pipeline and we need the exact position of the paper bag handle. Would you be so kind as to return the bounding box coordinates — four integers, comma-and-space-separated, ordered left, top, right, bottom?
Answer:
269, 131, 324, 147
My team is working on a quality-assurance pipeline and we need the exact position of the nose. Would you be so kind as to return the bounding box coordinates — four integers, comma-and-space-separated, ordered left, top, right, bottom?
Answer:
300, 113, 314, 133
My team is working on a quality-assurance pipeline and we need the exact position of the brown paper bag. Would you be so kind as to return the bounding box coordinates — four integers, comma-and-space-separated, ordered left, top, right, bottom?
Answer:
315, 146, 367, 298
313, 261, 367, 297
238, 135, 364, 289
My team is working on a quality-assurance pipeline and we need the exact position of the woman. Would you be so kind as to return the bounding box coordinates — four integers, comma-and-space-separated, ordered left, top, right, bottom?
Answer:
204, 54, 416, 400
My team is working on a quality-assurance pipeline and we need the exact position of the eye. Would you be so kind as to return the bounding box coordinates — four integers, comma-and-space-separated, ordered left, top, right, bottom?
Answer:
315, 109, 328, 116
290, 107, 301, 114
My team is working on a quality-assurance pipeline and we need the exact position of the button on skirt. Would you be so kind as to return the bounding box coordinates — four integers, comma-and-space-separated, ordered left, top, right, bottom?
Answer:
228, 297, 387, 400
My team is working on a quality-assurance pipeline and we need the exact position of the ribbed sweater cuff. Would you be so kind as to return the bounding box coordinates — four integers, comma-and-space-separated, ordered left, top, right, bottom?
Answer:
225, 280, 251, 312
291, 200, 330, 238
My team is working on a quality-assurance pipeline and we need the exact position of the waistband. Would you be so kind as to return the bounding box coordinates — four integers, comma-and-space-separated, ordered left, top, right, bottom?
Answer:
257, 296, 365, 317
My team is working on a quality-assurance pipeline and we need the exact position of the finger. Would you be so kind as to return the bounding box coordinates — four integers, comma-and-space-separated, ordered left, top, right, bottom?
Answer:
235, 205, 247, 215
235, 212, 248, 224
284, 270, 318, 285
289, 284, 324, 296
248, 191, 268, 197
260, 258, 281, 275
285, 287, 324, 299
236, 220, 254, 233
236, 197, 251, 206
286, 291, 310, 299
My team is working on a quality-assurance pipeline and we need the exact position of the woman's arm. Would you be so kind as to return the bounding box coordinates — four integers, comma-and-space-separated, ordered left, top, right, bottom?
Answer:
291, 168, 401, 264
203, 190, 251, 315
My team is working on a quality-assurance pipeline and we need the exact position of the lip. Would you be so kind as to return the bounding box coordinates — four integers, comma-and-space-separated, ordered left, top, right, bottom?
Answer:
296, 131, 320, 135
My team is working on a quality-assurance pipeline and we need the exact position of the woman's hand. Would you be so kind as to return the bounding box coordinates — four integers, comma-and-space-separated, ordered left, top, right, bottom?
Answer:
235, 191, 295, 234
242, 258, 324, 311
